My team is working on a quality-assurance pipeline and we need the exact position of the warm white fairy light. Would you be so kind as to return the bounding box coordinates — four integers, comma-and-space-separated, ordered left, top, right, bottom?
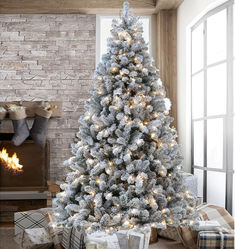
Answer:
158, 140, 163, 148
153, 112, 159, 118
151, 132, 157, 139
136, 139, 142, 145
128, 175, 135, 181
106, 193, 112, 199
97, 76, 103, 82
94, 124, 100, 130
111, 67, 118, 73
105, 167, 112, 175
189, 220, 194, 226
152, 188, 158, 194
131, 208, 138, 214
108, 160, 114, 167
84, 113, 91, 121
164, 110, 169, 115
97, 89, 103, 94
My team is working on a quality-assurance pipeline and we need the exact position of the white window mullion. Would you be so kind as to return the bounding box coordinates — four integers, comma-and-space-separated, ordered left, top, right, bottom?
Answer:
226, 4, 233, 213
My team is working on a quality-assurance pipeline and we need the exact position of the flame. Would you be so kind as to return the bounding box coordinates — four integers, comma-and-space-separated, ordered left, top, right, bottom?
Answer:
0, 148, 23, 173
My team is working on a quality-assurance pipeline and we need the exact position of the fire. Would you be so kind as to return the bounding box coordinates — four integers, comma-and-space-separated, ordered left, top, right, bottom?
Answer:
0, 148, 23, 173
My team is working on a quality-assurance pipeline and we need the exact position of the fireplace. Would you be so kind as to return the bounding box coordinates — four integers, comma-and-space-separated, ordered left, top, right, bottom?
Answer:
0, 134, 49, 191
0, 134, 50, 223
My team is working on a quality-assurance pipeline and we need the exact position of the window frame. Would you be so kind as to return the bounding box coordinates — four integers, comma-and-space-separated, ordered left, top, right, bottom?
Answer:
191, 0, 234, 214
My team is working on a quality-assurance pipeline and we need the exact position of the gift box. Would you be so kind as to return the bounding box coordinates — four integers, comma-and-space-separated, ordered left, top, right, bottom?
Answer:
197, 230, 235, 249
62, 227, 86, 249
15, 227, 53, 249
116, 227, 151, 249
46, 212, 63, 249
181, 172, 198, 197
14, 208, 52, 236
85, 232, 120, 249
47, 181, 61, 207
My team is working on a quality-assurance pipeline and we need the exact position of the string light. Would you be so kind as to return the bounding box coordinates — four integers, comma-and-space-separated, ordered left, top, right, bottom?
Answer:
131, 208, 138, 214
151, 132, 157, 139
128, 175, 135, 181
96, 178, 100, 183
97, 76, 103, 82
158, 140, 163, 148
108, 161, 114, 167
97, 89, 103, 94
94, 124, 100, 130
167, 196, 172, 200
153, 112, 159, 118
169, 141, 175, 147
164, 110, 169, 115
152, 188, 158, 194
84, 113, 91, 121
134, 57, 140, 63
105, 167, 112, 175
143, 120, 149, 125
189, 220, 194, 226
111, 67, 118, 73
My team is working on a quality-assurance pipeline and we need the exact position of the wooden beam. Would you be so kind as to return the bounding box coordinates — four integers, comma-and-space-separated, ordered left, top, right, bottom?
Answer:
152, 10, 178, 128
155, 0, 184, 12
0, 0, 156, 14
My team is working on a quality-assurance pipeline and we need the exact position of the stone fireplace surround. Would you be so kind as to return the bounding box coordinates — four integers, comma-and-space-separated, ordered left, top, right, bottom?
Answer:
0, 14, 96, 182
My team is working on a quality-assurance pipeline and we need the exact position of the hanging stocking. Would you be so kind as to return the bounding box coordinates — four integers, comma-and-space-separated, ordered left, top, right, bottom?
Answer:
30, 105, 52, 149
0, 107, 7, 143
8, 106, 30, 146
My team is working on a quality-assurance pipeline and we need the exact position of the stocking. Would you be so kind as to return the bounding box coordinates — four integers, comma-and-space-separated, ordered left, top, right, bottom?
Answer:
30, 107, 52, 149
9, 107, 30, 146
0, 107, 7, 144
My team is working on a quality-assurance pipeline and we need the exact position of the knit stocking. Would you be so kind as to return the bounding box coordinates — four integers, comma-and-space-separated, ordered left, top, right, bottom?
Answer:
0, 107, 7, 144
30, 106, 52, 149
9, 107, 30, 146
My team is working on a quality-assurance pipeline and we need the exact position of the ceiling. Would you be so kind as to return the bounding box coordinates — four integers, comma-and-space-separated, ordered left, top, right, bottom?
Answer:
0, 0, 184, 14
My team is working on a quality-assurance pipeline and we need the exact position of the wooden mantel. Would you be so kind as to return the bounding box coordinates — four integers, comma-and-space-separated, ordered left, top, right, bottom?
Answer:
0, 0, 183, 14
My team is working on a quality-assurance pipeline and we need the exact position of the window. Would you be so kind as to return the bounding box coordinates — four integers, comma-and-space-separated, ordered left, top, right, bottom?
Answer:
96, 15, 151, 65
191, 0, 234, 214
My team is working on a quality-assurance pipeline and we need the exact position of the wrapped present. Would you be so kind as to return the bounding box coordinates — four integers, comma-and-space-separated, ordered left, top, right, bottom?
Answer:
14, 208, 52, 236
14, 227, 53, 249
47, 181, 61, 207
62, 227, 86, 249
86, 232, 120, 249
46, 212, 63, 249
176, 204, 235, 249
116, 227, 151, 249
197, 230, 235, 249
181, 172, 198, 197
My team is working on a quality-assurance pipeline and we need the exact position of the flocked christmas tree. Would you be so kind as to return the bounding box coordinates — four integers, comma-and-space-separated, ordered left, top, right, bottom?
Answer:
53, 2, 198, 233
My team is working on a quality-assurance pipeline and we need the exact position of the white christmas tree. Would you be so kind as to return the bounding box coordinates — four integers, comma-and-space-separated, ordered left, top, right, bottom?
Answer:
53, 2, 198, 233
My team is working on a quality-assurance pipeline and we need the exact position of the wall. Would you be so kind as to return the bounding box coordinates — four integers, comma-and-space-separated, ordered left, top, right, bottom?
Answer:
0, 14, 96, 181
177, 0, 227, 172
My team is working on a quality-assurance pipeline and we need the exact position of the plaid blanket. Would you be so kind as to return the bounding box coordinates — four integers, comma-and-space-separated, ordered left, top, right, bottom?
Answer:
198, 231, 235, 249
198, 204, 234, 230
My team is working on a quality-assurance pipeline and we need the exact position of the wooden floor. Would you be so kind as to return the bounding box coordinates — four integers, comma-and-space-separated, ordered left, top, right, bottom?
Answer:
0, 227, 187, 249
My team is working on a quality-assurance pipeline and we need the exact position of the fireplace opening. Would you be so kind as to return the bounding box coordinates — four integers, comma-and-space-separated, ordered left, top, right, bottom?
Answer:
0, 134, 49, 191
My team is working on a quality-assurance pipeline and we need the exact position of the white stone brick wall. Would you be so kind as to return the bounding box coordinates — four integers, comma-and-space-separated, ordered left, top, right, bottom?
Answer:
0, 14, 96, 181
